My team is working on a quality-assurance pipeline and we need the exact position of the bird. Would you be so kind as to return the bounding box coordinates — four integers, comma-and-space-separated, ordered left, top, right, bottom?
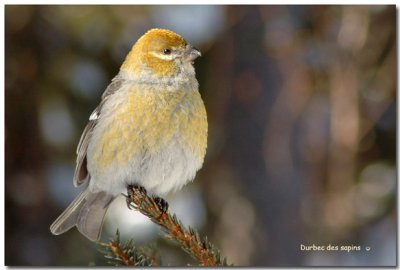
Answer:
50, 28, 208, 242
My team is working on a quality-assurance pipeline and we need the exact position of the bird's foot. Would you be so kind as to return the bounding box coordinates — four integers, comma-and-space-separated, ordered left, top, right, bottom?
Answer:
126, 185, 147, 209
154, 196, 169, 214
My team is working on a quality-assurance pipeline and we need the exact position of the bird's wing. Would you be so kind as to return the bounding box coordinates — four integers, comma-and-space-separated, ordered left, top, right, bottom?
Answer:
73, 75, 124, 187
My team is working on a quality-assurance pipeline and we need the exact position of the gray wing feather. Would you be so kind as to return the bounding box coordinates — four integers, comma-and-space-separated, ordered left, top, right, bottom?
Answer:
73, 75, 124, 187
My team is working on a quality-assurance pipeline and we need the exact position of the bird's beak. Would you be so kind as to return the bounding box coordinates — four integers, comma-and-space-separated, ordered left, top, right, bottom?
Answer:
185, 44, 201, 63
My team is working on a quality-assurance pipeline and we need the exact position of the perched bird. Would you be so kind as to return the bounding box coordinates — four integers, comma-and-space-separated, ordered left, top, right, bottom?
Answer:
50, 28, 207, 242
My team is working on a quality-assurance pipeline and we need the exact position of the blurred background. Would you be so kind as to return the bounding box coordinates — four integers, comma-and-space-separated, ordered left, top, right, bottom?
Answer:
5, 5, 396, 266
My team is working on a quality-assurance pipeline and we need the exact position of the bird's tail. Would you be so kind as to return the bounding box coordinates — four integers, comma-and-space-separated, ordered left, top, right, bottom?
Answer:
50, 187, 114, 242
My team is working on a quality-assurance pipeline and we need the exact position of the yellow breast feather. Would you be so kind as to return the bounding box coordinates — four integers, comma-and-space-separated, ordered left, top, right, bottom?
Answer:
90, 86, 207, 168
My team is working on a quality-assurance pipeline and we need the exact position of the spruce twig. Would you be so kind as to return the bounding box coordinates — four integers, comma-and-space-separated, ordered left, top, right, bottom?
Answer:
124, 186, 230, 266
100, 230, 159, 266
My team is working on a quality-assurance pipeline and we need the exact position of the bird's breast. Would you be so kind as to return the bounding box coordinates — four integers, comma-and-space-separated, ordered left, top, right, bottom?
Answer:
88, 85, 207, 170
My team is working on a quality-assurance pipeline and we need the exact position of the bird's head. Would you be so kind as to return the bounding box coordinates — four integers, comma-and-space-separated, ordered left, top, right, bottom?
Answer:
120, 28, 201, 80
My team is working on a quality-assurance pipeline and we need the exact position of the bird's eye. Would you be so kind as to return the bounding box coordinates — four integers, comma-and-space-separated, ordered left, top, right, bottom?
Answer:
163, 48, 172, 55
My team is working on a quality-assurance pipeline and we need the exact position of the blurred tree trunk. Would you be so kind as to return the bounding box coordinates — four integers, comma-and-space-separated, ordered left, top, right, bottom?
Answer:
202, 5, 303, 266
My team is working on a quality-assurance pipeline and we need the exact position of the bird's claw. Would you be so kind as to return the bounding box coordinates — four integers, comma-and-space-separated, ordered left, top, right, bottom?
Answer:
126, 185, 148, 210
154, 197, 169, 214
126, 196, 133, 210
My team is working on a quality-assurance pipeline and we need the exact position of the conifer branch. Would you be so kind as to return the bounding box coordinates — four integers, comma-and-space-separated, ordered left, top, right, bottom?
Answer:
100, 230, 159, 266
121, 186, 229, 266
